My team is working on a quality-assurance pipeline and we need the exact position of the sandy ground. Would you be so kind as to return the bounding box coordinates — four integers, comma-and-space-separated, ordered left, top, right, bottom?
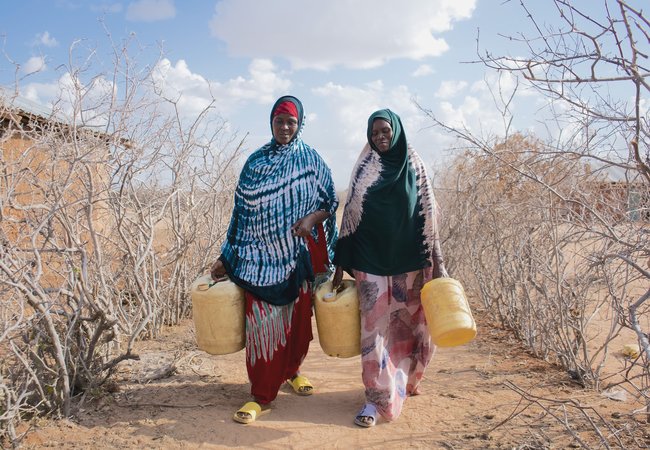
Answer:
19, 312, 648, 449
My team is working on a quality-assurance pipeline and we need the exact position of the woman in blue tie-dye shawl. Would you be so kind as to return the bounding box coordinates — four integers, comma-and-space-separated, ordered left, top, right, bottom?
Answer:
211, 95, 338, 424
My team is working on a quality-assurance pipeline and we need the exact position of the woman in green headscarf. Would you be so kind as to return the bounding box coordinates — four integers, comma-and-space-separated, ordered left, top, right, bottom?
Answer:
333, 109, 448, 427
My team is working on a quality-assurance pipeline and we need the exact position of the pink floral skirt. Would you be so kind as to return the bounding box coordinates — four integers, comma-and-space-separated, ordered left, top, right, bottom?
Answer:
353, 267, 435, 421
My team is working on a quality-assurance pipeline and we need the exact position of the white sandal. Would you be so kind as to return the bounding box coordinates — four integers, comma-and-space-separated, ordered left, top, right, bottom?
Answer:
354, 403, 377, 428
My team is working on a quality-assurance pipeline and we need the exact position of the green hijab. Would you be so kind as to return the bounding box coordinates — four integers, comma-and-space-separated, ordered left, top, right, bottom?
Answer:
334, 109, 434, 275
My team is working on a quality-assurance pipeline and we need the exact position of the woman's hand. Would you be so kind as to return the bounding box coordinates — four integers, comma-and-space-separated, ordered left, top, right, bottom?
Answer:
433, 260, 449, 279
291, 214, 317, 238
210, 259, 226, 281
332, 266, 344, 289
291, 210, 330, 238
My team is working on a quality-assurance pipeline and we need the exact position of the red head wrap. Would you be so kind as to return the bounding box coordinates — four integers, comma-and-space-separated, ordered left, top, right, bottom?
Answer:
273, 101, 299, 118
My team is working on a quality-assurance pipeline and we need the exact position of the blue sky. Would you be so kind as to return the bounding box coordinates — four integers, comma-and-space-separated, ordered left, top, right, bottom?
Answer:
0, 0, 632, 187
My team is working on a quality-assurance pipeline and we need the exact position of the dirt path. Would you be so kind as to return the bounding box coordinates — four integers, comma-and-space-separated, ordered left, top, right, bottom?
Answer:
21, 314, 644, 449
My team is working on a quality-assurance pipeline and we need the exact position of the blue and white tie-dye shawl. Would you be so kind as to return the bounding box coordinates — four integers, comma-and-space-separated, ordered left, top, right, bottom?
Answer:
220, 96, 338, 305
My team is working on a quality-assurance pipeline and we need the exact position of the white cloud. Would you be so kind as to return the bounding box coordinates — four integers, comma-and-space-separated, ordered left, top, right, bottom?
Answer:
22, 80, 59, 105
435, 80, 468, 99
311, 80, 457, 187
432, 72, 547, 139
313, 81, 428, 145
412, 65, 435, 77
210, 0, 476, 70
640, 98, 649, 118
438, 97, 480, 129
126, 0, 175, 22
313, 82, 384, 147
228, 59, 292, 104
151, 58, 291, 118
22, 56, 47, 74
18, 56, 290, 128
21, 72, 117, 127
36, 31, 58, 48
310, 74, 542, 180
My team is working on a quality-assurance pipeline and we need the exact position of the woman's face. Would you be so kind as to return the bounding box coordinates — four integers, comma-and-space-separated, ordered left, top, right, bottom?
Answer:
371, 119, 393, 152
272, 113, 299, 145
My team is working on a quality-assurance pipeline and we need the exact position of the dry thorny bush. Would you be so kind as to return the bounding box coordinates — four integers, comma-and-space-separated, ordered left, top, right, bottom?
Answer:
438, 136, 648, 380
434, 137, 648, 446
427, 0, 649, 446
0, 36, 242, 446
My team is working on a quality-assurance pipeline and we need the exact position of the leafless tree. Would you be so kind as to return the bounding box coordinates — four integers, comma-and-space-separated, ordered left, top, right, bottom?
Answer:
0, 34, 242, 446
423, 0, 649, 438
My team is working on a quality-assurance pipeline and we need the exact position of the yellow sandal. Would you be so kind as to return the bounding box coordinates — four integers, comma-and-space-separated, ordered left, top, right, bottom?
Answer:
287, 374, 314, 396
233, 401, 270, 424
